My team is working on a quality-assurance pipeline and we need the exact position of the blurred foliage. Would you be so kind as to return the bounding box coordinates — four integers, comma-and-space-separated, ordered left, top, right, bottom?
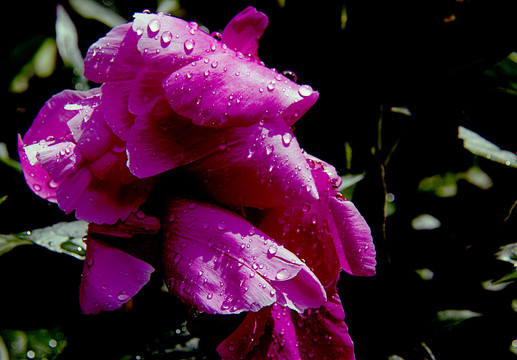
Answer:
1, 0, 516, 359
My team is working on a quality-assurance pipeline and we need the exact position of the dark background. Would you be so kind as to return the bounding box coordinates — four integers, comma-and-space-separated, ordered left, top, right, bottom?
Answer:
1, 0, 516, 359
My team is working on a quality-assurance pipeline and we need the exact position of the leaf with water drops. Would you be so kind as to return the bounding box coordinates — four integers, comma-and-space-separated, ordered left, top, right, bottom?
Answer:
458, 126, 517, 168
16, 221, 88, 260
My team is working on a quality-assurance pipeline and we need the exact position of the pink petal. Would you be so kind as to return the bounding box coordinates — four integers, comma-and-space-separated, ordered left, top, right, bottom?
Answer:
79, 237, 154, 314
218, 294, 355, 360
161, 50, 318, 128
328, 195, 376, 277
56, 166, 156, 225
185, 119, 319, 208
221, 6, 268, 57
162, 199, 326, 315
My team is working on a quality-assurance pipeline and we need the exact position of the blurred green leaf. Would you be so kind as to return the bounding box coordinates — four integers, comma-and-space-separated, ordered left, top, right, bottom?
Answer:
0, 221, 88, 260
458, 126, 517, 168
9, 38, 57, 94
339, 173, 365, 200
69, 0, 127, 28
436, 309, 482, 329
0, 328, 66, 360
0, 142, 22, 173
56, 4, 88, 90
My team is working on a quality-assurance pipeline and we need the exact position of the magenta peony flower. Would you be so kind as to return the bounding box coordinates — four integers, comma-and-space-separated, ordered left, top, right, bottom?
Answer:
18, 6, 376, 359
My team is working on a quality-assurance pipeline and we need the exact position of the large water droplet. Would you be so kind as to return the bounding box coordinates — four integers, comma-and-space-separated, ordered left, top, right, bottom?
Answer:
268, 244, 278, 256
148, 19, 161, 34
298, 84, 314, 97
267, 82, 276, 91
282, 133, 292, 146
184, 39, 195, 53
211, 60, 218, 68
161, 31, 172, 46
117, 291, 131, 302
218, 220, 227, 231
276, 268, 290, 280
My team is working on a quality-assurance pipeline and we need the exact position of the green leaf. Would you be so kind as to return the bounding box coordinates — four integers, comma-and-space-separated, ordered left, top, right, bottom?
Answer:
0, 234, 32, 256
0, 328, 66, 360
20, 221, 87, 260
458, 126, 517, 168
339, 173, 365, 200
436, 309, 482, 329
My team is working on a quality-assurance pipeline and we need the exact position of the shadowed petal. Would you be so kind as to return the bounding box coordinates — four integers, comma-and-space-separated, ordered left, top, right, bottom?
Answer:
185, 119, 319, 208
218, 294, 355, 360
79, 237, 155, 314
162, 199, 326, 315
328, 195, 376, 276
56, 166, 156, 225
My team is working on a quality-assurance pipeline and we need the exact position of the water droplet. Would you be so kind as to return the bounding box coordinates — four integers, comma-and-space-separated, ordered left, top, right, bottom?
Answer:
186, 71, 193, 79
211, 60, 218, 68
298, 84, 314, 97
211, 31, 222, 41
283, 70, 297, 82
47, 179, 59, 189
174, 253, 182, 265
207, 292, 213, 300
218, 220, 227, 231
268, 244, 278, 256
117, 291, 131, 302
136, 28, 144, 36
169, 214, 176, 223
33, 184, 42, 192
282, 133, 292, 146
311, 214, 318, 225
148, 19, 161, 34
161, 31, 172, 46
184, 39, 195, 53
267, 82, 276, 91
270, 289, 277, 297
228, 344, 235, 352
276, 268, 290, 280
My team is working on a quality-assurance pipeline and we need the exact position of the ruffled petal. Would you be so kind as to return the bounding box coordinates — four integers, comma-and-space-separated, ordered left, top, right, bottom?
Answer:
328, 195, 376, 277
86, 11, 318, 129
185, 119, 319, 208
79, 237, 155, 314
218, 294, 355, 360
162, 199, 326, 315
221, 6, 268, 57
18, 89, 101, 202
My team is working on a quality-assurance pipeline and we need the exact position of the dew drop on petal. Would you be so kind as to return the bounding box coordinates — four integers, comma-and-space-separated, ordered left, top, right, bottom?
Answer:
217, 220, 227, 231
184, 39, 195, 52
148, 19, 161, 34
268, 244, 278, 256
211, 60, 218, 68
161, 31, 172, 45
282, 133, 292, 146
276, 268, 290, 280
117, 291, 131, 302
267, 82, 276, 91
298, 84, 314, 97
